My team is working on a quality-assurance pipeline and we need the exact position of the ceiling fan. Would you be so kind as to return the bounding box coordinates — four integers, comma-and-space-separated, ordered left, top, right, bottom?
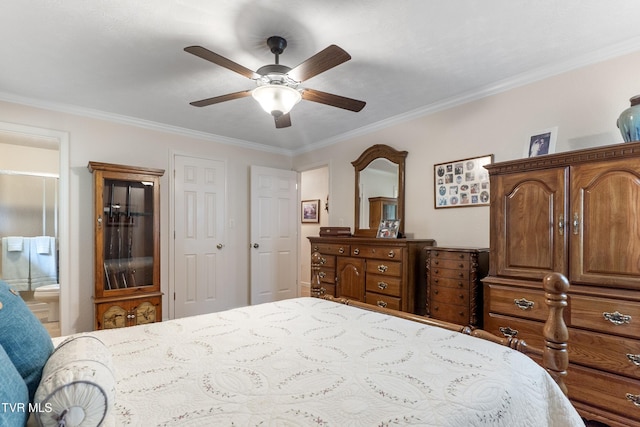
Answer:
184, 36, 366, 128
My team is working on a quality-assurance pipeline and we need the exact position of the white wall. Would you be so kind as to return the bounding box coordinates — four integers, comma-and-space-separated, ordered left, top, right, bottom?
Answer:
0, 100, 292, 333
294, 50, 640, 248
299, 166, 329, 287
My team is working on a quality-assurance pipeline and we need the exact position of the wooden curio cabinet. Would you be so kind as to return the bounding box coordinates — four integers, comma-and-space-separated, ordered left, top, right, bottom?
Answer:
88, 161, 164, 330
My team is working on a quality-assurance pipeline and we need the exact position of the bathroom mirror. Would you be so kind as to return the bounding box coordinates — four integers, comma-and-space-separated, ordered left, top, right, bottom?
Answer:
352, 144, 407, 237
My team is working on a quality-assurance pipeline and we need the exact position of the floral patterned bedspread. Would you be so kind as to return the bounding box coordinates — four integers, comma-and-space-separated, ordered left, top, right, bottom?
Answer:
81, 297, 583, 426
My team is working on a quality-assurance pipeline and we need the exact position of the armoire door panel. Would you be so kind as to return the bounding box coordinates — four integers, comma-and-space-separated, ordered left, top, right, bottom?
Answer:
494, 168, 568, 279
571, 160, 640, 289
336, 257, 365, 301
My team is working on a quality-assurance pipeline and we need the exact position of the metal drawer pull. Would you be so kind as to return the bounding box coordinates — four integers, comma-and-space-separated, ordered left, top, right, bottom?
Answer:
377, 264, 388, 273
514, 298, 535, 310
434, 260, 439, 265
387, 251, 395, 258
318, 272, 326, 279
377, 281, 388, 290
499, 326, 518, 338
603, 311, 632, 325
320, 257, 327, 265
377, 300, 388, 308
627, 354, 640, 366
353, 248, 360, 255
558, 214, 564, 235
627, 393, 640, 407
338, 247, 345, 254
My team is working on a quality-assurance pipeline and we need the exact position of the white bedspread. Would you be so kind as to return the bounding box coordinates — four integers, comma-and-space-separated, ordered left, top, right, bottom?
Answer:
81, 297, 583, 426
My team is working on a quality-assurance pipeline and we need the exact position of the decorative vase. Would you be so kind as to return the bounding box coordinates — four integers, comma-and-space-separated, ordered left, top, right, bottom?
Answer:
617, 95, 640, 142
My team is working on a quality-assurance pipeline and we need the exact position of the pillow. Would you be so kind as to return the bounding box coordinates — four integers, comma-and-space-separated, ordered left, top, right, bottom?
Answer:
0, 343, 29, 427
34, 334, 116, 427
0, 280, 54, 402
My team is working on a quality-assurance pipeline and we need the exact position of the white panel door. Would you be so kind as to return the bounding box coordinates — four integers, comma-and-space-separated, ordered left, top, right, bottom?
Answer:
250, 165, 298, 304
173, 155, 226, 318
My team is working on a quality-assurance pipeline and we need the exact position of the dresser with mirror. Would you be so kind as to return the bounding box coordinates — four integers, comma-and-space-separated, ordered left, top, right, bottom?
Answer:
309, 144, 435, 314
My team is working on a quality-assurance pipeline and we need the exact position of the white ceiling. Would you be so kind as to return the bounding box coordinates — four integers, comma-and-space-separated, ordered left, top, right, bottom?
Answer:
2, 1, 640, 154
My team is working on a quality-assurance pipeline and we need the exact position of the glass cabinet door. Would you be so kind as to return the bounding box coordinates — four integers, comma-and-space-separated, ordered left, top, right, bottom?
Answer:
101, 178, 155, 291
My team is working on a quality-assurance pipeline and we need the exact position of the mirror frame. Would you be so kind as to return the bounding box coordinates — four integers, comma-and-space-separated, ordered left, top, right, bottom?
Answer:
352, 144, 407, 237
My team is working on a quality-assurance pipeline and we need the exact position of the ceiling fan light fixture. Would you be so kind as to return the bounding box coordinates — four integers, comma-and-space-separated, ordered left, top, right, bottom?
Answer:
252, 84, 301, 117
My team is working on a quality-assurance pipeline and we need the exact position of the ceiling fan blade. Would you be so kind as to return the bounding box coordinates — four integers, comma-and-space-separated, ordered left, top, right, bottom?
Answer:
287, 45, 351, 82
302, 88, 366, 112
189, 90, 253, 107
275, 113, 292, 128
185, 46, 259, 80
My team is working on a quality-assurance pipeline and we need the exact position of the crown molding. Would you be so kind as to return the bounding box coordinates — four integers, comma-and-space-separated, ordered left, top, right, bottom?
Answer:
0, 92, 294, 156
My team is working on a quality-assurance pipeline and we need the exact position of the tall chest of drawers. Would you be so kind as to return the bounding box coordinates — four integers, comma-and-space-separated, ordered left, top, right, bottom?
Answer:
308, 236, 435, 314
425, 247, 488, 327
483, 142, 640, 427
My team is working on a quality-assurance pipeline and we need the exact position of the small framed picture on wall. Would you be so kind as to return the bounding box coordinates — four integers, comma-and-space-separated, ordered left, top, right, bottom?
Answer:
434, 154, 493, 209
525, 127, 558, 157
301, 199, 320, 223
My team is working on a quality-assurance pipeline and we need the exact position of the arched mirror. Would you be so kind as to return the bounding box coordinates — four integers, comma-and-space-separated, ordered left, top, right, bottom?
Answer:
352, 144, 407, 237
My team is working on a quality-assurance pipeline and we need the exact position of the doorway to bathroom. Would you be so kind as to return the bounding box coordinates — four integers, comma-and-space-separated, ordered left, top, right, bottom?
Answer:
0, 131, 62, 337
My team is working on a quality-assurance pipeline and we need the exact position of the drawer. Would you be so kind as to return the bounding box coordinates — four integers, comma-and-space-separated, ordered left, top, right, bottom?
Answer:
483, 313, 545, 349
431, 285, 469, 306
431, 276, 468, 289
366, 274, 401, 297
312, 283, 336, 297
429, 250, 470, 261
430, 267, 469, 281
317, 267, 335, 284
352, 245, 403, 261
311, 243, 349, 256
566, 363, 640, 423
430, 258, 469, 271
317, 254, 336, 268
365, 260, 402, 277
484, 284, 548, 322
571, 328, 640, 380
430, 302, 469, 324
571, 294, 640, 339
365, 292, 401, 311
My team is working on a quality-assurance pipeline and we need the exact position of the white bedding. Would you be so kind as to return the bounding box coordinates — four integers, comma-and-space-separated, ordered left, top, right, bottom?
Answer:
72, 297, 583, 426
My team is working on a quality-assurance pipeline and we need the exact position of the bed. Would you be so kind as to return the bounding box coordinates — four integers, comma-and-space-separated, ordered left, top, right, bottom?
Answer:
1, 271, 583, 426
